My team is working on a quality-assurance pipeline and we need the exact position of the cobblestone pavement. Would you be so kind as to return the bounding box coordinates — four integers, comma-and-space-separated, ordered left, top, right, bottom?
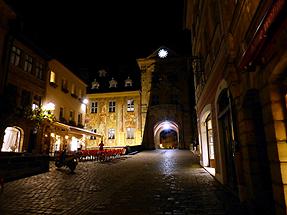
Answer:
0, 150, 250, 215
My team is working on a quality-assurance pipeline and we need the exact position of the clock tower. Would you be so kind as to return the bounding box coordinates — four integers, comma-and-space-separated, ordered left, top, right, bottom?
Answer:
137, 46, 195, 149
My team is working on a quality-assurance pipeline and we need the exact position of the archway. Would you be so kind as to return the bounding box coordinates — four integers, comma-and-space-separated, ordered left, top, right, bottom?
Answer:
1, 126, 24, 152
154, 121, 179, 149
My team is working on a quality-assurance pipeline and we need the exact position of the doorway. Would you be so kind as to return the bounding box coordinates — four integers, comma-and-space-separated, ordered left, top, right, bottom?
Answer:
154, 121, 179, 149
1, 126, 23, 152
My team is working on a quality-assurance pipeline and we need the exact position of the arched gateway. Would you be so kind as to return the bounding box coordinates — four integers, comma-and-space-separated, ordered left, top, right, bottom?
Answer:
154, 121, 179, 149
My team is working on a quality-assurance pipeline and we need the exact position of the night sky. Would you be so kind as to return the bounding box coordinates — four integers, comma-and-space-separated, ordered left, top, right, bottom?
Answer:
5, 0, 190, 80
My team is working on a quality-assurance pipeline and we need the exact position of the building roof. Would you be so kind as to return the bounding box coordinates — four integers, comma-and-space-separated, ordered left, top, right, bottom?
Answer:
87, 67, 141, 94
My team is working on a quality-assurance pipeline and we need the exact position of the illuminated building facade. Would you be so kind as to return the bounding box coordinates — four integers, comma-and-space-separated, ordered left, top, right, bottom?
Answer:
44, 59, 98, 155
0, 35, 49, 153
86, 69, 142, 148
185, 0, 287, 214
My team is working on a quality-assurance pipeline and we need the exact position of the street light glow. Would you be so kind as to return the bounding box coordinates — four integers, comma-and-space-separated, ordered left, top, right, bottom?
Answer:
163, 121, 170, 130
44, 102, 55, 111
83, 98, 88, 104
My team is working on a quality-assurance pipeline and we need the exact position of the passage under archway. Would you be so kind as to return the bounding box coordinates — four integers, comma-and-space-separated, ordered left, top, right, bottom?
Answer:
154, 121, 179, 149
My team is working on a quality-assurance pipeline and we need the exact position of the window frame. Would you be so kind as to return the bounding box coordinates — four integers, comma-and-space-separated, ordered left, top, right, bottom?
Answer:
91, 101, 98, 113
108, 128, 115, 139
109, 101, 116, 112
127, 99, 134, 112
126, 127, 135, 139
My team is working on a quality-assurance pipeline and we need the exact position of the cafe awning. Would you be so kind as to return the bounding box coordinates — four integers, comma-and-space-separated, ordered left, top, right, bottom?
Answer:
69, 126, 102, 137
52, 122, 102, 138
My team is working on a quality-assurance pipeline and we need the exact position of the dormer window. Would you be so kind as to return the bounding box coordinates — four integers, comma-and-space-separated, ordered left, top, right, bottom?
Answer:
109, 77, 117, 88
125, 76, 133, 87
98, 69, 107, 77
91, 79, 100, 89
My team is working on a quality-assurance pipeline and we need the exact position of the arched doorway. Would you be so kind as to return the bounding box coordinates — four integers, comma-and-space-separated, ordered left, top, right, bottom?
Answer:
1, 126, 24, 152
154, 121, 179, 149
160, 130, 177, 149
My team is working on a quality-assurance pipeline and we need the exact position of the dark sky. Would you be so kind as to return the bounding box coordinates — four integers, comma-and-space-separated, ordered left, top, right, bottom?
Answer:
6, 0, 190, 79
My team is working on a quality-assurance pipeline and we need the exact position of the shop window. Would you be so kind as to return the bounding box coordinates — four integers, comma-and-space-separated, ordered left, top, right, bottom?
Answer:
206, 114, 214, 159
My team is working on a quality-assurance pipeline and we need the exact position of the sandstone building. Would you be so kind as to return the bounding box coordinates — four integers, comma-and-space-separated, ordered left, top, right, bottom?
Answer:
184, 0, 287, 214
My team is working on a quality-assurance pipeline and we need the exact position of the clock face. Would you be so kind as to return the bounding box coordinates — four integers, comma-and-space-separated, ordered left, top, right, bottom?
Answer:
158, 49, 168, 58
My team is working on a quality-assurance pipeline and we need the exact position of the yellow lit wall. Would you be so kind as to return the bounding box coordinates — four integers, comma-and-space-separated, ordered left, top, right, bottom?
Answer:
86, 91, 142, 147
45, 59, 87, 124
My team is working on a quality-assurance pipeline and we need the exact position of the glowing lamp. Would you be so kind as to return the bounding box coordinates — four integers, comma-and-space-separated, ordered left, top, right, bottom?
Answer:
163, 122, 170, 130
44, 102, 55, 111
83, 98, 88, 104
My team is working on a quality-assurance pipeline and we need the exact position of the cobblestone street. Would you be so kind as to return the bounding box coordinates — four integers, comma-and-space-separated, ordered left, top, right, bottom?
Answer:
0, 150, 249, 215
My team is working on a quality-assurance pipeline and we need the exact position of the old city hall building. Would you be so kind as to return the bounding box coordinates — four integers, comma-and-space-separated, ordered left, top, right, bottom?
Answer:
85, 47, 195, 150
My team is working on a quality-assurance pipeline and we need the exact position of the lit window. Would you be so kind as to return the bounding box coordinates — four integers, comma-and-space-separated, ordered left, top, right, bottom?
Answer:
90, 129, 97, 140
126, 128, 135, 139
206, 115, 214, 159
78, 89, 82, 99
109, 78, 117, 88
50, 71, 56, 83
127, 99, 134, 112
109, 101, 116, 112
91, 101, 98, 113
108, 128, 115, 139
71, 83, 75, 95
